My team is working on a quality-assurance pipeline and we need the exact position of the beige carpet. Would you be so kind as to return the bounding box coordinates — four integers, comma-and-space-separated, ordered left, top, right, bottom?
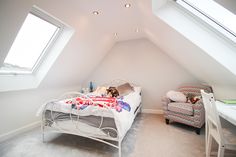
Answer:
0, 114, 235, 157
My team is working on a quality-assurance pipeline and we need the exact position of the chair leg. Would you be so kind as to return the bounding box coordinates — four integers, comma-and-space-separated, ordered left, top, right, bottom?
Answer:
207, 134, 213, 157
195, 127, 201, 135
165, 119, 169, 124
205, 121, 208, 156
217, 145, 225, 157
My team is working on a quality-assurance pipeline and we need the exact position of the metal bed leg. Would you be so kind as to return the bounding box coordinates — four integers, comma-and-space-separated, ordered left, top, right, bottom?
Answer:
41, 121, 45, 143
118, 140, 121, 157
42, 128, 45, 142
42, 132, 45, 143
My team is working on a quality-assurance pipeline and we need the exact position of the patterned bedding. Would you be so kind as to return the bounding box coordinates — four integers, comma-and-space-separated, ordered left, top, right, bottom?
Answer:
65, 96, 131, 113
39, 87, 141, 138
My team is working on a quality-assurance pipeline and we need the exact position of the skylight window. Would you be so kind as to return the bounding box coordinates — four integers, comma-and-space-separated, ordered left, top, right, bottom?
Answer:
0, 11, 60, 74
175, 0, 236, 43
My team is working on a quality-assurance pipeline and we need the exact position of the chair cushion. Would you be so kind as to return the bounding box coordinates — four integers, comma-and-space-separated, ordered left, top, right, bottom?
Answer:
166, 90, 187, 102
116, 82, 134, 96
168, 102, 193, 116
178, 84, 213, 97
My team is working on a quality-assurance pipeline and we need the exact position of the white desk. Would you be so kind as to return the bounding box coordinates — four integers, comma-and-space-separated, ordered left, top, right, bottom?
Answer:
216, 101, 236, 126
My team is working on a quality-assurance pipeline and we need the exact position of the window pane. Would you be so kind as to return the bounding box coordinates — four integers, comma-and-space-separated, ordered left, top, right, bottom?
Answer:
3, 13, 59, 71
184, 0, 236, 35
176, 0, 236, 42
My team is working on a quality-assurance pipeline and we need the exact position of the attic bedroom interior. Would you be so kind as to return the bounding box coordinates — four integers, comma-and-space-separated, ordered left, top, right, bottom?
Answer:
0, 0, 236, 156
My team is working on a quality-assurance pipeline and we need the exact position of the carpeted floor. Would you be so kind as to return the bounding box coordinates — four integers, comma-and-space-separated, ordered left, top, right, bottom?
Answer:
0, 114, 235, 157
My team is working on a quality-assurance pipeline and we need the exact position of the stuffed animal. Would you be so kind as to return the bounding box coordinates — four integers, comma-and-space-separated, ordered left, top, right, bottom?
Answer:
107, 87, 119, 97
93, 86, 107, 96
186, 93, 201, 104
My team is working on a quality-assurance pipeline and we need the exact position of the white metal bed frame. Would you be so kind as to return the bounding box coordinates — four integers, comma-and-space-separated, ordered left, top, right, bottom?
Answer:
41, 80, 141, 157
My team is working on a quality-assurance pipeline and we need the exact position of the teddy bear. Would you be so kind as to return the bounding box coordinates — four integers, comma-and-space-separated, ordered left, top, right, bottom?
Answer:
106, 87, 119, 97
186, 93, 201, 104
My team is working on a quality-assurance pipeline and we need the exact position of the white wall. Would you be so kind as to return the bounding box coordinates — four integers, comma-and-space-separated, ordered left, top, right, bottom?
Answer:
0, 0, 140, 138
214, 0, 236, 14
1, 0, 236, 139
0, 85, 80, 136
212, 84, 236, 99
141, 0, 236, 99
84, 38, 199, 110
0, 0, 116, 90
0, 0, 81, 138
0, 0, 114, 137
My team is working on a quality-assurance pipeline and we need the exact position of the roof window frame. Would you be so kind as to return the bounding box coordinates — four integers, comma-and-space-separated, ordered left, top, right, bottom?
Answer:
174, 0, 236, 44
0, 6, 64, 75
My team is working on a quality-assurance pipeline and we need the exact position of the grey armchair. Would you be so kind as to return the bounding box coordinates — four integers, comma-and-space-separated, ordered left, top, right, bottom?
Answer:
162, 84, 213, 134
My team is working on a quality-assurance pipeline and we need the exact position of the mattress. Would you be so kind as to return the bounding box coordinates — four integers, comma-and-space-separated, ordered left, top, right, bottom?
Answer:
40, 87, 142, 139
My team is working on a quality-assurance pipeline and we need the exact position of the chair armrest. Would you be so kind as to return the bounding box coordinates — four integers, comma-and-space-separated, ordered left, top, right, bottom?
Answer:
192, 99, 204, 115
161, 96, 171, 111
192, 99, 205, 127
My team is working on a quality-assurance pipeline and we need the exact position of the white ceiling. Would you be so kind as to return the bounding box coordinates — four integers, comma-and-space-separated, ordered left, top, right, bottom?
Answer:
140, 1, 236, 85
35, 0, 147, 88
35, 0, 236, 88
1, 0, 236, 89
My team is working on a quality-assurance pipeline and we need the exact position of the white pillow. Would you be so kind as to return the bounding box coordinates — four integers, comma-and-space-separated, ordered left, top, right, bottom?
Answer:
133, 86, 141, 94
166, 90, 187, 102
93, 86, 107, 96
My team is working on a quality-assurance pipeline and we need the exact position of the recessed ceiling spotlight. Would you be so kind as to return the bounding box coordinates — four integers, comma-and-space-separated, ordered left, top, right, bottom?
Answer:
93, 11, 99, 15
125, 3, 131, 8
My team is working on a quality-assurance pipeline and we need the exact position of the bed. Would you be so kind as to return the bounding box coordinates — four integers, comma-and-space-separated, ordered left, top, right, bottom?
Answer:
38, 80, 142, 157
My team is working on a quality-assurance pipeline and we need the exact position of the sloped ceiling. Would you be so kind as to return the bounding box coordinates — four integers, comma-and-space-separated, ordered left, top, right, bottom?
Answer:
1, 0, 236, 91
139, 0, 236, 86
2, 0, 236, 137
38, 0, 236, 89
35, 0, 146, 88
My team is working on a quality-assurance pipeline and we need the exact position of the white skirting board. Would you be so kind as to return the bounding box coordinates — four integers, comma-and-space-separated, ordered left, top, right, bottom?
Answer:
141, 109, 163, 114
0, 109, 162, 142
0, 121, 41, 143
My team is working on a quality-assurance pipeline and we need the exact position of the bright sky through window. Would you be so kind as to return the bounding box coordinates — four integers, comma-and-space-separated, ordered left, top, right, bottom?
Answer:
2, 13, 59, 72
176, 0, 236, 41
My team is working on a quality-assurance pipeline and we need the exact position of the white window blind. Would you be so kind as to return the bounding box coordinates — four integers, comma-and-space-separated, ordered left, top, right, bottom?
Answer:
0, 11, 60, 74
175, 0, 236, 43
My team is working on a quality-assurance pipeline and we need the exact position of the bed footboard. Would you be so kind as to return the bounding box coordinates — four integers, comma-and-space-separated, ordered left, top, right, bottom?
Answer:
41, 92, 123, 157
41, 79, 141, 157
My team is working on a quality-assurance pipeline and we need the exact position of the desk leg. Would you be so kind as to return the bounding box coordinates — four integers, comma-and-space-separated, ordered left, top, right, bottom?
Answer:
205, 119, 208, 156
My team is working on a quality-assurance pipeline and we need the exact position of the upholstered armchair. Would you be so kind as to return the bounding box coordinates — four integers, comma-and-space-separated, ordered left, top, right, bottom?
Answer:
162, 84, 213, 134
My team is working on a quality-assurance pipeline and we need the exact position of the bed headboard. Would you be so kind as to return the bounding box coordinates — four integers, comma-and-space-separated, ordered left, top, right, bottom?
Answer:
101, 79, 139, 87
